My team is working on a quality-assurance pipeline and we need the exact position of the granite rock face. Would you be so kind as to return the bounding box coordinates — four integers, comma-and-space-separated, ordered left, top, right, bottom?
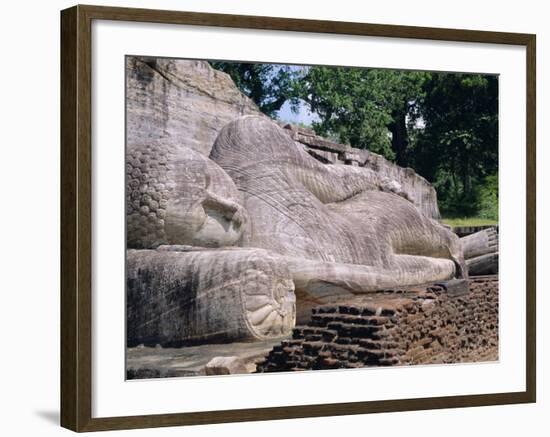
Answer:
126, 339, 282, 379
125, 59, 469, 346
204, 356, 249, 375
126, 56, 263, 156
282, 124, 441, 219
126, 55, 441, 222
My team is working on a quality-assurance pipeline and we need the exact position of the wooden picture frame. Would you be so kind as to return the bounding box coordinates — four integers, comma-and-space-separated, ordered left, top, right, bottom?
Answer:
60, 4, 536, 432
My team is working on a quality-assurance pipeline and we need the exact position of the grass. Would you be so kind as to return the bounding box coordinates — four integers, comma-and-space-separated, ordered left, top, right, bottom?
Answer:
441, 217, 498, 227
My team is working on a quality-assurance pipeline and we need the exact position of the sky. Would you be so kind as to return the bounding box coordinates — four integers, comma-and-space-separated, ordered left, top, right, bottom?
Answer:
276, 99, 320, 126
268, 64, 320, 126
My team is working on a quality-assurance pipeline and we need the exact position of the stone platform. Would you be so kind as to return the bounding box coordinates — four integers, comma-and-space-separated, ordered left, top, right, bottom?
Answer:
127, 339, 283, 379
257, 276, 498, 372
126, 277, 498, 379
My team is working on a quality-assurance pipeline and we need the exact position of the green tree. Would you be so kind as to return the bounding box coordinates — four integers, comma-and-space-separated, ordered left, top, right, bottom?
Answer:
478, 174, 499, 220
210, 62, 300, 117
297, 66, 428, 165
413, 73, 498, 215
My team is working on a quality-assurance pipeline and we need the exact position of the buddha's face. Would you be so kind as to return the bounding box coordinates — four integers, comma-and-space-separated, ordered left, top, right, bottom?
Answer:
126, 144, 248, 249
163, 147, 248, 248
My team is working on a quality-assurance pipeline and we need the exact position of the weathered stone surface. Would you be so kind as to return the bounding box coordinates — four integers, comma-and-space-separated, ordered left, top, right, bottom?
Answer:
126, 56, 263, 156
127, 248, 296, 346
363, 154, 440, 219
282, 123, 440, 219
461, 227, 498, 259
433, 279, 469, 297
211, 116, 466, 296
461, 227, 498, 275
453, 224, 499, 238
467, 252, 499, 276
126, 339, 281, 379
204, 356, 248, 375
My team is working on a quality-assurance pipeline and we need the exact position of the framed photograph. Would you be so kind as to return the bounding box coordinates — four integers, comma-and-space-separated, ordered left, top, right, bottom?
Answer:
60, 4, 536, 432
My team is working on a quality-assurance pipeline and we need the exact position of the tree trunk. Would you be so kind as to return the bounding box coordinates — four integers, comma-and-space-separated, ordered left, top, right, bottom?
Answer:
390, 107, 408, 166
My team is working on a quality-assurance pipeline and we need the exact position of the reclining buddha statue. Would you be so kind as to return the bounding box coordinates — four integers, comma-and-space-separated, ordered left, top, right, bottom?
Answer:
211, 116, 465, 290
126, 115, 466, 346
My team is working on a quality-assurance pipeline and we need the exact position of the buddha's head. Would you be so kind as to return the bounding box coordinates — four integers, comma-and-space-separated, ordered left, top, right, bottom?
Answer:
126, 143, 248, 249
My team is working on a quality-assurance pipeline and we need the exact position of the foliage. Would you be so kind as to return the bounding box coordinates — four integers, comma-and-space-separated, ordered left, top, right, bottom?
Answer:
413, 73, 498, 217
477, 174, 499, 220
210, 62, 301, 117
294, 67, 428, 163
